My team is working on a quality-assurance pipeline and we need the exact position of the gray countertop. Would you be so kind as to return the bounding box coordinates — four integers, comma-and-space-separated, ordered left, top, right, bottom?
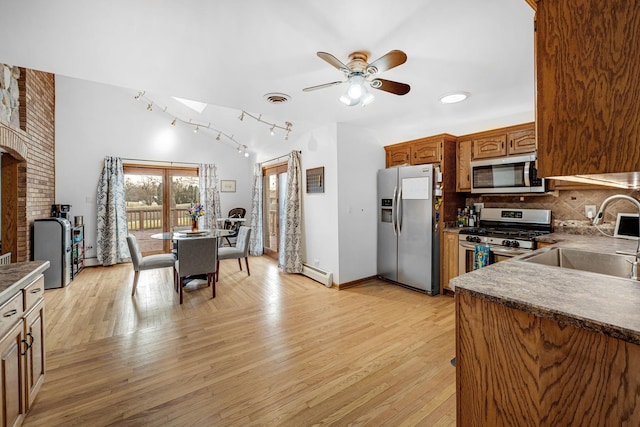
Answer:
451, 232, 640, 345
0, 261, 50, 304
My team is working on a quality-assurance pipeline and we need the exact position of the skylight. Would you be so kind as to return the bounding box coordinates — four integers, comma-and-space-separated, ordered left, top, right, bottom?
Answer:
172, 97, 208, 113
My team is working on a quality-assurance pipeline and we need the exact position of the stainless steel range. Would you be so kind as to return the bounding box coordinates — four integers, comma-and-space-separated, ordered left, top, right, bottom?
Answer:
458, 207, 552, 274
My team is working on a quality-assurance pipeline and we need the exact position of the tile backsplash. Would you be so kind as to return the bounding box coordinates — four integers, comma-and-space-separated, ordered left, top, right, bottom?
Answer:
466, 188, 640, 235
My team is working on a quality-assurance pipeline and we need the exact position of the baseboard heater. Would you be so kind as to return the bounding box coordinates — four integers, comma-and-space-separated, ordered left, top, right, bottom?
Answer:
301, 263, 333, 288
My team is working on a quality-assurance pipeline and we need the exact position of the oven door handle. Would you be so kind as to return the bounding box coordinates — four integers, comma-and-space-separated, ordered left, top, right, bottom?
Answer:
458, 242, 479, 251
524, 161, 531, 187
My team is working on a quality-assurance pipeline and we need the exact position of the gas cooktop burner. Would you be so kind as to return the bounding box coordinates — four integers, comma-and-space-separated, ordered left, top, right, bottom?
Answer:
459, 227, 550, 241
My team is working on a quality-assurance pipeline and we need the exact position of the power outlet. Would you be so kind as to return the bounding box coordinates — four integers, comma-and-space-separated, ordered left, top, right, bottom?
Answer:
585, 205, 597, 219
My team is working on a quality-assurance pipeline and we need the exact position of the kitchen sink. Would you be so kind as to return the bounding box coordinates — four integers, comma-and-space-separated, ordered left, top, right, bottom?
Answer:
518, 247, 638, 280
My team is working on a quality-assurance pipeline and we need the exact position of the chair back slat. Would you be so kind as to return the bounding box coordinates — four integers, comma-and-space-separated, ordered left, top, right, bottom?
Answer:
0, 253, 11, 265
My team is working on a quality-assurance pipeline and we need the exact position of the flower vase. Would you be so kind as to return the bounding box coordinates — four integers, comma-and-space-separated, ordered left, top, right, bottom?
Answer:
191, 218, 199, 232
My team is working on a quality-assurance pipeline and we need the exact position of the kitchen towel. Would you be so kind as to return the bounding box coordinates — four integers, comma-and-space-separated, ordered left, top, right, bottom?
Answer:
474, 244, 490, 270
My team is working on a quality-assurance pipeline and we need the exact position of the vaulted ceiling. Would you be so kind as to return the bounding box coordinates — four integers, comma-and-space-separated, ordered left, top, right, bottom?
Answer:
0, 0, 535, 150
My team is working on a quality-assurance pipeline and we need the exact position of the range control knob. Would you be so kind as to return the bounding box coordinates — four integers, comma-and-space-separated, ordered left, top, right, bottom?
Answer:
466, 236, 481, 243
511, 240, 520, 248
502, 239, 511, 247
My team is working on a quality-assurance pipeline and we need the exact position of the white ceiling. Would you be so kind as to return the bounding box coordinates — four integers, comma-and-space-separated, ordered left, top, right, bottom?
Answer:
0, 0, 535, 150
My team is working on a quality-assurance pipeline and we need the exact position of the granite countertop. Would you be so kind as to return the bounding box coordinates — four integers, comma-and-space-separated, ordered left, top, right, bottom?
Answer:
451, 232, 640, 345
0, 261, 50, 304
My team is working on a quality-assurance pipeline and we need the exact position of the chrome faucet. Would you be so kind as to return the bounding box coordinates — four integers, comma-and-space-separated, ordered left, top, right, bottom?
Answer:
592, 194, 640, 279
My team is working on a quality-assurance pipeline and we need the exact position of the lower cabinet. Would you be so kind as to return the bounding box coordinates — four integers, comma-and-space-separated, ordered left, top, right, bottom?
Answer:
0, 320, 26, 427
0, 275, 45, 427
24, 300, 45, 411
441, 231, 460, 294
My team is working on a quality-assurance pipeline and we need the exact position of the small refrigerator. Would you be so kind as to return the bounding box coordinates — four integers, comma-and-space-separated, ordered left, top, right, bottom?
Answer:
34, 218, 72, 289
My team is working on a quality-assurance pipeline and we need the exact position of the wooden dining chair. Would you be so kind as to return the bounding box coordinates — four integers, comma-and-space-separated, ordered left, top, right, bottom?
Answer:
126, 235, 176, 297
217, 226, 251, 281
175, 237, 218, 304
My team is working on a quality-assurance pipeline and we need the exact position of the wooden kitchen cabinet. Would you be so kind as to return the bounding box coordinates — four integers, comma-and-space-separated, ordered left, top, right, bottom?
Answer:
441, 231, 459, 294
385, 144, 411, 167
536, 1, 640, 183
0, 274, 46, 427
471, 134, 507, 159
456, 139, 472, 192
411, 138, 441, 164
0, 294, 26, 427
23, 299, 44, 411
507, 127, 536, 155
457, 292, 640, 425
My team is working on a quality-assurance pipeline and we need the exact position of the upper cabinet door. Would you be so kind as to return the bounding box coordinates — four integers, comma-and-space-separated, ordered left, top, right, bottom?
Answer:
537, 0, 640, 177
472, 135, 507, 160
456, 139, 472, 192
386, 145, 411, 167
507, 127, 536, 155
411, 139, 441, 165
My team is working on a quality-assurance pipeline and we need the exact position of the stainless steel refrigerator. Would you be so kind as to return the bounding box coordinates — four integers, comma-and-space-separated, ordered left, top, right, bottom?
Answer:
377, 164, 439, 294
34, 218, 72, 289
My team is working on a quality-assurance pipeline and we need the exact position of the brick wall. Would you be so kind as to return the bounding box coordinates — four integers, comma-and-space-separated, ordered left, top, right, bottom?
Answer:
0, 67, 55, 262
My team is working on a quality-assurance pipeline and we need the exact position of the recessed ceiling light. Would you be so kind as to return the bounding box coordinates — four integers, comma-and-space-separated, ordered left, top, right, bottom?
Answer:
439, 92, 470, 104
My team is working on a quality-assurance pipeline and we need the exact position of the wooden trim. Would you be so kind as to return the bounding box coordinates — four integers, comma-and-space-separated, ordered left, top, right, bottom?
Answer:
524, 0, 536, 12
263, 162, 287, 176
336, 275, 377, 290
123, 163, 198, 175
457, 122, 535, 141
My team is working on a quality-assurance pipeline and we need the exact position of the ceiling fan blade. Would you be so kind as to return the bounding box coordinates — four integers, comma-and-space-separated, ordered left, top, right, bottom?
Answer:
370, 79, 411, 95
302, 81, 345, 92
366, 50, 408, 74
317, 52, 350, 73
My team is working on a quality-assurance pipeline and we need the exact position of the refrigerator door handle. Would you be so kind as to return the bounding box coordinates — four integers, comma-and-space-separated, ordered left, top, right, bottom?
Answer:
392, 186, 398, 236
396, 185, 403, 234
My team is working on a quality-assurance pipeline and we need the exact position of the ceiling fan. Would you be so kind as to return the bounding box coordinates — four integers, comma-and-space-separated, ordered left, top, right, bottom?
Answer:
303, 50, 411, 106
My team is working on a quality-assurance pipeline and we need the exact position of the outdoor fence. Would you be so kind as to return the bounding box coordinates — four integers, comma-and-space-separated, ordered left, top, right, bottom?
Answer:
126, 206, 192, 231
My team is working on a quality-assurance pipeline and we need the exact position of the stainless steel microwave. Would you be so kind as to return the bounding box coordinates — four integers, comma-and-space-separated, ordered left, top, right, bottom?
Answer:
470, 154, 545, 194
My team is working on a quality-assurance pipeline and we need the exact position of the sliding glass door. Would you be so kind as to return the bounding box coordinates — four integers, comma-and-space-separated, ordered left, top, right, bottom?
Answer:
124, 165, 199, 255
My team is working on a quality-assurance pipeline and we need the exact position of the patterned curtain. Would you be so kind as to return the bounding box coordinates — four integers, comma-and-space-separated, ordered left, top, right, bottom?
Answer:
249, 163, 263, 256
198, 163, 221, 230
282, 151, 303, 273
96, 156, 129, 266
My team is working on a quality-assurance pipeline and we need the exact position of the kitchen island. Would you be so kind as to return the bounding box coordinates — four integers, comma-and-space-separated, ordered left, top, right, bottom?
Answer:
451, 235, 640, 426
0, 260, 49, 427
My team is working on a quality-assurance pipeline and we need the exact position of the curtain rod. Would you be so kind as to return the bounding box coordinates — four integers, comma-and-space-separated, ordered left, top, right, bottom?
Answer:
260, 150, 302, 165
120, 157, 200, 167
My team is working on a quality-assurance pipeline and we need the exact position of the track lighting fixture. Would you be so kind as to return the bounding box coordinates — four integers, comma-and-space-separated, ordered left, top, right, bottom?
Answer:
238, 110, 293, 140
134, 90, 253, 158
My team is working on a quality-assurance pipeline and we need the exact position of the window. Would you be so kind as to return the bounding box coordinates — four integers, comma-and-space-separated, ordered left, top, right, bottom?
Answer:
124, 164, 199, 255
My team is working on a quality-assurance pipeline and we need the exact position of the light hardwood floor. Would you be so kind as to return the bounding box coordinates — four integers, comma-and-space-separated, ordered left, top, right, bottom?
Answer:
23, 256, 456, 426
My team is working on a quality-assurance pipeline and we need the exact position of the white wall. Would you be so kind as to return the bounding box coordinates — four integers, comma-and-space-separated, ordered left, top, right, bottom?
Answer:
256, 124, 340, 282
336, 123, 386, 283
55, 76, 253, 260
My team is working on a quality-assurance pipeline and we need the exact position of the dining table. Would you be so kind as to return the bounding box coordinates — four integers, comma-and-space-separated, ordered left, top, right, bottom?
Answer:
150, 229, 233, 288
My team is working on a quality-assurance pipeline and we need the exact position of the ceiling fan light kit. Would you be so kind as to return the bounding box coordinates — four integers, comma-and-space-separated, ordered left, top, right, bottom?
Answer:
304, 50, 411, 107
